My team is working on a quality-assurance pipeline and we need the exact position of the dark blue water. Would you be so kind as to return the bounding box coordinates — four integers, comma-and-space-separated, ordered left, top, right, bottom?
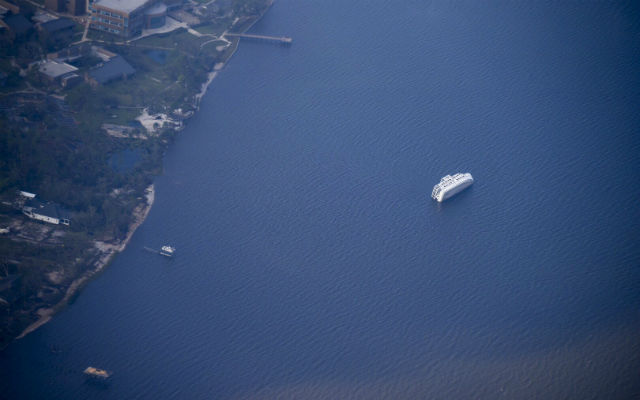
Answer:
2, 1, 640, 398
108, 148, 141, 173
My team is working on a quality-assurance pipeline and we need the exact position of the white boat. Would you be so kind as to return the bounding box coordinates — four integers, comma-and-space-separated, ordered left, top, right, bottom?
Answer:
159, 245, 175, 257
431, 173, 474, 202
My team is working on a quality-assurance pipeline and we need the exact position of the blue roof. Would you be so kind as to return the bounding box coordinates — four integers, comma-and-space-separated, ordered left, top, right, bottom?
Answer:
4, 14, 33, 36
40, 18, 76, 34
89, 55, 136, 84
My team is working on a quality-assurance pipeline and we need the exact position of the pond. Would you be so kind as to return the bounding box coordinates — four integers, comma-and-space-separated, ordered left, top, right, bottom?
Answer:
108, 148, 141, 174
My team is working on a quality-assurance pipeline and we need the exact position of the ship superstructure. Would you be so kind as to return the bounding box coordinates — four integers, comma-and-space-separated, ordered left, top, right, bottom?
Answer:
431, 173, 474, 202
160, 246, 175, 257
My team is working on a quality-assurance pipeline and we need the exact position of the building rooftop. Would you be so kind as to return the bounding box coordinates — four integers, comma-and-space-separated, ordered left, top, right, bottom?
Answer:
32, 11, 57, 24
40, 17, 75, 33
25, 199, 71, 221
93, 0, 152, 14
39, 60, 78, 79
4, 13, 33, 36
19, 190, 36, 199
145, 2, 167, 15
89, 55, 135, 84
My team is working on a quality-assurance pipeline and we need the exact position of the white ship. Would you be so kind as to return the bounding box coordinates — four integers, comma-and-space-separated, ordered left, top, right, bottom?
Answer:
159, 246, 175, 257
431, 173, 474, 202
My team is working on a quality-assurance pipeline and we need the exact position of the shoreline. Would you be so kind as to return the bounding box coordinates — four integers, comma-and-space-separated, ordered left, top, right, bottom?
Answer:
17, 185, 155, 339
195, 69, 219, 105
194, 2, 271, 107
12, 2, 275, 343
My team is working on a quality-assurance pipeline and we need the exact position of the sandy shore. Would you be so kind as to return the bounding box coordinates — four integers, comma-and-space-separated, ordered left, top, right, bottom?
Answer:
17, 185, 155, 339
194, 60, 227, 104
195, 70, 219, 105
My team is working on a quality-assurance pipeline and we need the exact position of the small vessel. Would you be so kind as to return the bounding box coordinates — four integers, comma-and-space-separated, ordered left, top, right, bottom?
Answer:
159, 245, 175, 257
83, 366, 111, 380
431, 173, 474, 202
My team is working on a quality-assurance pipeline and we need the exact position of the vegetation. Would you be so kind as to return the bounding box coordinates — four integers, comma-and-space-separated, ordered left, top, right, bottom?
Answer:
0, 0, 272, 349
0, 230, 93, 348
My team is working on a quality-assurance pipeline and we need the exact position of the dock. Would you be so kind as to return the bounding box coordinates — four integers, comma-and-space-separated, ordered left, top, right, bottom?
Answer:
225, 33, 292, 45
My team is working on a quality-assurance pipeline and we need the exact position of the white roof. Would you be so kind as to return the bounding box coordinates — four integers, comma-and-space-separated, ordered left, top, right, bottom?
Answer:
144, 2, 167, 15
32, 11, 57, 23
39, 60, 78, 78
94, 0, 152, 14
19, 191, 36, 198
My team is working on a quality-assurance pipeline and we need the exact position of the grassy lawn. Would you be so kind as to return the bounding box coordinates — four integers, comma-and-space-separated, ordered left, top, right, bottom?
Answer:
193, 19, 233, 36
65, 26, 231, 129
85, 29, 120, 43
102, 108, 142, 126
133, 28, 206, 49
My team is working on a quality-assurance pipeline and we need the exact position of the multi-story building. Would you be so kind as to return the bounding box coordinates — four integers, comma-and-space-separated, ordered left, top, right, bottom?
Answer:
90, 0, 167, 38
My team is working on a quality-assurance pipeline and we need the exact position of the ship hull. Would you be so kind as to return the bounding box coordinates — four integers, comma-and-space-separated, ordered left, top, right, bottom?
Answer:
437, 178, 473, 202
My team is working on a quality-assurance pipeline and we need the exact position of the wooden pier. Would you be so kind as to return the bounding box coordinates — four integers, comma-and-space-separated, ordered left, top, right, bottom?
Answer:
225, 33, 292, 45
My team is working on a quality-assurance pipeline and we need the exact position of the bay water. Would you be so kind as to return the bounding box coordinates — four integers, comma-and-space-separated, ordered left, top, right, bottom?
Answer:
2, 1, 639, 398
